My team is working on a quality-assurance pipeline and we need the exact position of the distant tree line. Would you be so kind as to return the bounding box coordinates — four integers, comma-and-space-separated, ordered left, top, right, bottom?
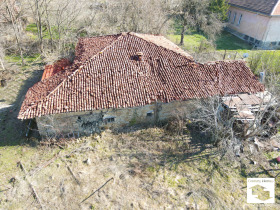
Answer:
0, 0, 229, 66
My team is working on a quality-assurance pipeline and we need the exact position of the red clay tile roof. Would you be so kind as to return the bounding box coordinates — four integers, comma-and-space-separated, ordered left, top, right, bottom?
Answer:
41, 59, 71, 80
18, 32, 265, 119
229, 0, 279, 16
74, 34, 121, 65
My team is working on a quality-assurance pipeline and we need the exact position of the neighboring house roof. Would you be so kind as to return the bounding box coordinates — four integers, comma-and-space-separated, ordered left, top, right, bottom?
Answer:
229, 0, 280, 16
18, 32, 264, 119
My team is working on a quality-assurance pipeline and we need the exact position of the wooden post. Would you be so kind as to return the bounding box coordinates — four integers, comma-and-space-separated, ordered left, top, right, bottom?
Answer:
234, 52, 238, 60
0, 58, 5, 70
223, 50, 227, 60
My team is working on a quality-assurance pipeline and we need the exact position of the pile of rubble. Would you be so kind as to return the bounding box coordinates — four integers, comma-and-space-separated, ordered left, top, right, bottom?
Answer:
222, 91, 276, 122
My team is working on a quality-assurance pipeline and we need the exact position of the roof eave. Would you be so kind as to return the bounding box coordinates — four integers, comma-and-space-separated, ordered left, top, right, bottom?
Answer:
229, 4, 272, 17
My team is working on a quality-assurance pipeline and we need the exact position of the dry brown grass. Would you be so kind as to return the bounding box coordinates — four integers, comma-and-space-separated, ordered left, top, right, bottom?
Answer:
1, 128, 280, 209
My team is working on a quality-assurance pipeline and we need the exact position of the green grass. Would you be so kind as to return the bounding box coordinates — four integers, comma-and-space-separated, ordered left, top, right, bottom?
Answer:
167, 31, 280, 63
167, 33, 209, 52
25, 23, 38, 33
25, 23, 38, 40
4, 54, 42, 69
167, 31, 252, 52
25, 23, 60, 40
216, 31, 252, 50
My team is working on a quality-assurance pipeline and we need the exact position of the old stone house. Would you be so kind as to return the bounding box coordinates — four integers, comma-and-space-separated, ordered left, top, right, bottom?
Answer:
18, 32, 265, 137
227, 0, 280, 49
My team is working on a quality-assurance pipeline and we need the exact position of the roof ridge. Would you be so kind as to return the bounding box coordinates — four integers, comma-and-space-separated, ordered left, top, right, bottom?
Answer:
22, 34, 126, 118
43, 34, 125, 101
128, 32, 193, 61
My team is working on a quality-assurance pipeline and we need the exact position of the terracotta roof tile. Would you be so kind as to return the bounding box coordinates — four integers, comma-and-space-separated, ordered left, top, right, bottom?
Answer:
74, 34, 121, 65
18, 33, 265, 119
41, 58, 71, 80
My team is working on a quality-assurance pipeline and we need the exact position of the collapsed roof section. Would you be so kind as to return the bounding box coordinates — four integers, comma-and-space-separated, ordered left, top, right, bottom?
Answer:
18, 32, 265, 120
222, 91, 275, 122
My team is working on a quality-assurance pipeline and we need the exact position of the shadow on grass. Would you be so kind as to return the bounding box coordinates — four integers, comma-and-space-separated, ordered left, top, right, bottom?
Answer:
0, 69, 42, 147
113, 124, 222, 173
215, 31, 252, 51
159, 128, 220, 166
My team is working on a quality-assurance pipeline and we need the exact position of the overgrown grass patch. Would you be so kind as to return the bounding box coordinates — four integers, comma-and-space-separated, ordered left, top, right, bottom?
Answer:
1, 129, 279, 209
25, 23, 38, 34
25, 23, 70, 40
4, 54, 42, 66
167, 33, 210, 52
167, 30, 252, 53
215, 31, 252, 50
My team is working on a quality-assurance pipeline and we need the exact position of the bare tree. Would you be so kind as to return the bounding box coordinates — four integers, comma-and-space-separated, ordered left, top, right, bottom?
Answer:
180, 90, 279, 154
175, 0, 223, 45
0, 38, 5, 70
50, 0, 82, 52
2, 0, 25, 66
80, 0, 174, 36
31, 0, 44, 52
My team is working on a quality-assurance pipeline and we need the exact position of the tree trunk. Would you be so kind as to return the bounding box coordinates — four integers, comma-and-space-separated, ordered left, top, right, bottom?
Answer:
0, 58, 5, 70
180, 25, 185, 46
44, 0, 54, 52
35, 0, 43, 52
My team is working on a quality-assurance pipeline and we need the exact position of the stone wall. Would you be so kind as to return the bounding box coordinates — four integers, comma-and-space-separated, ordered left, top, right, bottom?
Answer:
36, 100, 193, 137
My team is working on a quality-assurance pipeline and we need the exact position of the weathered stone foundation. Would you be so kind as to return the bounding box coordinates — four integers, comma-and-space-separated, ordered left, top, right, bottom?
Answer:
36, 100, 193, 137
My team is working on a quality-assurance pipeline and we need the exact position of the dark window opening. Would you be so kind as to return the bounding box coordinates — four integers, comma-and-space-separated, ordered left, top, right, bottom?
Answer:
103, 116, 115, 123
227, 11, 231, 22
255, 40, 260, 45
237, 14, 242, 25
232, 12, 236, 24
146, 111, 154, 117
